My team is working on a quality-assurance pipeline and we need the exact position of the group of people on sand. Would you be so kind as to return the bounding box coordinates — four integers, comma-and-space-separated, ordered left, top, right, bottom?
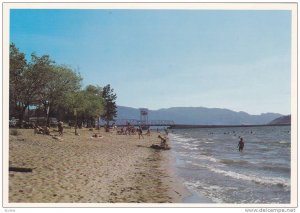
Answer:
32, 119, 172, 151
136, 127, 151, 139
33, 120, 64, 137
158, 135, 169, 149
91, 133, 103, 139
32, 119, 245, 153
34, 125, 50, 135
116, 123, 151, 139
149, 134, 169, 150
117, 126, 136, 135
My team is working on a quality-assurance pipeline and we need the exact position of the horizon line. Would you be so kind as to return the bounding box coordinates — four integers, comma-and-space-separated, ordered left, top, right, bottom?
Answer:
116, 105, 290, 116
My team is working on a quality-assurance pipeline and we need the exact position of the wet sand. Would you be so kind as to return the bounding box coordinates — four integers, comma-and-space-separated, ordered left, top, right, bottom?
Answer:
8, 127, 189, 204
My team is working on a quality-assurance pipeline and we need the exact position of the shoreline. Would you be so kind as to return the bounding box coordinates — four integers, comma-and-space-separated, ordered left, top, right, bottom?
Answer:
8, 128, 189, 204
166, 134, 213, 203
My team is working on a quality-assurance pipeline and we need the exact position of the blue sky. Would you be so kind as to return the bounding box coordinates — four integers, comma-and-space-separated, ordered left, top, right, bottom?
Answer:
10, 9, 291, 115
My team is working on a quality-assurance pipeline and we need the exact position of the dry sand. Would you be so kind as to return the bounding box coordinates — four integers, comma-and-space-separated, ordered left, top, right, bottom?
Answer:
8, 127, 189, 203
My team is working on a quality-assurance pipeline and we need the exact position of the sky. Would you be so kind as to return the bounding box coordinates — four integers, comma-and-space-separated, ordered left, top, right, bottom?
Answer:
10, 9, 291, 115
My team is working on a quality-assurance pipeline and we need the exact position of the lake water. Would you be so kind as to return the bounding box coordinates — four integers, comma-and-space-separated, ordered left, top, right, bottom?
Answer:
169, 126, 291, 203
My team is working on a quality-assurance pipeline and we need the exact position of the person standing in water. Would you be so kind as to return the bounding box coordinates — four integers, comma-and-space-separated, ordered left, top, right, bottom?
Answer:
237, 137, 245, 152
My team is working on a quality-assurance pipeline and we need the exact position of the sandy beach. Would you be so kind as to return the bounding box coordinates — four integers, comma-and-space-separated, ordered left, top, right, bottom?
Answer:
8, 127, 189, 203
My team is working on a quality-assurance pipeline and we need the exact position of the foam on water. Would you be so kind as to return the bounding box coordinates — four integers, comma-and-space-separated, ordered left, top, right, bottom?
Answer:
169, 126, 291, 203
184, 181, 225, 203
205, 165, 290, 188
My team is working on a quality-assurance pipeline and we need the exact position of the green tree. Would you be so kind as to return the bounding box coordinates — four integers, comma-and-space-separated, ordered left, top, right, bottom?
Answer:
21, 54, 54, 123
63, 85, 103, 134
9, 43, 113, 130
101, 84, 117, 126
39, 64, 82, 125
83, 85, 104, 128
63, 90, 86, 134
9, 43, 27, 119
10, 51, 53, 124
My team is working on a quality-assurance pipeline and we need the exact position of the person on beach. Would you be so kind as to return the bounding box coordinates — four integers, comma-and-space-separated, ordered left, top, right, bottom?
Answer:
91, 133, 103, 139
43, 126, 51, 135
58, 120, 63, 136
164, 128, 169, 135
34, 125, 44, 134
158, 135, 168, 149
138, 127, 144, 139
237, 137, 244, 152
146, 129, 150, 136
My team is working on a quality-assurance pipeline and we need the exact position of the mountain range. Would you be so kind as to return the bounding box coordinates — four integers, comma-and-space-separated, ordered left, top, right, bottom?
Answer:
268, 115, 291, 125
116, 106, 286, 125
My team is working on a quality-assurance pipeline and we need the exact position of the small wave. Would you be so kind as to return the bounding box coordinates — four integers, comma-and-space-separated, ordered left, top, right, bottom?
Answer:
206, 166, 290, 188
219, 159, 249, 165
181, 145, 199, 151
191, 155, 218, 163
279, 141, 289, 144
180, 142, 200, 150
184, 181, 225, 203
170, 134, 197, 143
261, 165, 290, 173
201, 152, 212, 156
219, 159, 290, 173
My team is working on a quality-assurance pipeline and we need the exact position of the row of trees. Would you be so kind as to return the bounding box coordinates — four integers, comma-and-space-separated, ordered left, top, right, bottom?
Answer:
9, 43, 117, 127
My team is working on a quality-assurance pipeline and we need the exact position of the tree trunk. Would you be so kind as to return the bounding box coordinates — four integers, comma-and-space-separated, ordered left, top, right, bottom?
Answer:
18, 104, 27, 128
75, 114, 78, 135
46, 104, 51, 126
96, 116, 100, 130
105, 120, 110, 132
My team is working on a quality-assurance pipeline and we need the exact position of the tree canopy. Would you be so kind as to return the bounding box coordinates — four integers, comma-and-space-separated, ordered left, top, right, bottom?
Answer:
101, 84, 117, 125
9, 43, 117, 127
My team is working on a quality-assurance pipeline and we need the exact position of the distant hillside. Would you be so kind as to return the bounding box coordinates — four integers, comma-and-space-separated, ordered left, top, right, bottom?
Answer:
268, 115, 291, 125
116, 106, 284, 125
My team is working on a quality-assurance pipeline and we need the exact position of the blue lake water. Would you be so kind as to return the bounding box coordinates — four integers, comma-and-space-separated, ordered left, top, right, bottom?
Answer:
169, 126, 291, 203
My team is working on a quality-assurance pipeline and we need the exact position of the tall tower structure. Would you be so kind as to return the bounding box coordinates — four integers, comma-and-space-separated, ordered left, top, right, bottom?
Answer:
139, 108, 148, 128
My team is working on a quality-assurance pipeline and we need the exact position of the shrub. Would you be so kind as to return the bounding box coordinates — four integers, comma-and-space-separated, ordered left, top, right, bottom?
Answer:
10, 129, 20, 136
